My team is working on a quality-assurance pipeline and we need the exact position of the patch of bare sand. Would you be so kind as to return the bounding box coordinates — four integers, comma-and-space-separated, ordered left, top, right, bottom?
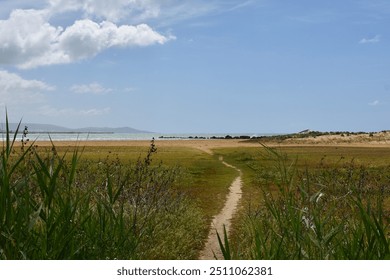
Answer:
28, 134, 390, 150
199, 157, 242, 260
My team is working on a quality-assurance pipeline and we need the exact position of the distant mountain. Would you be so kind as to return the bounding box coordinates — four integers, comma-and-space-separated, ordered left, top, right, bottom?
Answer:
0, 123, 152, 134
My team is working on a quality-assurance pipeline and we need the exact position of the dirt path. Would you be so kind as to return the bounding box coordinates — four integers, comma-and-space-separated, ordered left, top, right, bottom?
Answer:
199, 156, 243, 260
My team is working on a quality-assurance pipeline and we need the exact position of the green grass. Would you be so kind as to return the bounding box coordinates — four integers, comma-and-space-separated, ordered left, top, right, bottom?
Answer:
214, 145, 390, 207
0, 121, 210, 259
0, 117, 237, 259
42, 144, 238, 220
214, 145, 390, 260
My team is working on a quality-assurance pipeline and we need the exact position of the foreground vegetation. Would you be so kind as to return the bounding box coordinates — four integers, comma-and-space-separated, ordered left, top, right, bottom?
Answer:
216, 146, 390, 259
0, 121, 211, 259
1, 118, 389, 259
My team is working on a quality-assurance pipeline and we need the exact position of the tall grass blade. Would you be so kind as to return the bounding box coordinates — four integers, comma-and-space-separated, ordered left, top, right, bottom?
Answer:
216, 225, 231, 260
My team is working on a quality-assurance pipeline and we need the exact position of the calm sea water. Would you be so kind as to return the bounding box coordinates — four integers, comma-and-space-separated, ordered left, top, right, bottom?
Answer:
2, 132, 275, 141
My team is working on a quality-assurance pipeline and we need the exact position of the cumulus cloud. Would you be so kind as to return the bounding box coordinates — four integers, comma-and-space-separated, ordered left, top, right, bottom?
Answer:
0, 0, 251, 68
0, 7, 173, 68
0, 70, 54, 106
59, 20, 170, 60
0, 70, 54, 92
0, 9, 63, 67
359, 35, 381, 44
71, 82, 113, 94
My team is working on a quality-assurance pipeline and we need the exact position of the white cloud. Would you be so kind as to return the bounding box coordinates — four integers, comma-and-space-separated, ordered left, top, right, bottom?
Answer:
0, 0, 253, 68
0, 70, 54, 92
359, 35, 381, 44
368, 100, 380, 106
0, 70, 54, 106
0, 70, 110, 122
58, 20, 171, 60
0, 8, 173, 68
71, 82, 113, 94
0, 9, 63, 67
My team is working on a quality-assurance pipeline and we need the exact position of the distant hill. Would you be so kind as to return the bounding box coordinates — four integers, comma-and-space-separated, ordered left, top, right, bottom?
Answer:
0, 123, 152, 134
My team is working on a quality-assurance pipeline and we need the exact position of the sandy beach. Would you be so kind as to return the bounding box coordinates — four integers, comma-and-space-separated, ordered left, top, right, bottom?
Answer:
29, 132, 390, 152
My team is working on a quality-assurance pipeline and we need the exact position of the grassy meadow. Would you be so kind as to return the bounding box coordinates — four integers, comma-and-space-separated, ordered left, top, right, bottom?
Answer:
215, 145, 390, 259
1, 121, 389, 259
0, 123, 237, 259
42, 144, 238, 218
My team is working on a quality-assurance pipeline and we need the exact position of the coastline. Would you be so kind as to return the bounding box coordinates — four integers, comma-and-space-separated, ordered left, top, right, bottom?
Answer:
3, 130, 390, 151
8, 138, 390, 152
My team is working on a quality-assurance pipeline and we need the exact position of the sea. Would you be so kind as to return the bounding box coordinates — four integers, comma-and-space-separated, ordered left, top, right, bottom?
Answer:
2, 132, 276, 142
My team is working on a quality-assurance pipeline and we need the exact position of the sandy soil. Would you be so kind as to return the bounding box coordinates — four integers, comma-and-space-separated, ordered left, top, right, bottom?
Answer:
199, 157, 243, 260
271, 131, 390, 147
28, 131, 390, 150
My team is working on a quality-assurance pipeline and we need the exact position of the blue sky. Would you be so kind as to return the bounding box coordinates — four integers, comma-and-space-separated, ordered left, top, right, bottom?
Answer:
0, 0, 389, 133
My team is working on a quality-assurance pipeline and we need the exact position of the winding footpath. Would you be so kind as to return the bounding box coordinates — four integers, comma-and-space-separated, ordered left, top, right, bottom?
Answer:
199, 156, 243, 260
